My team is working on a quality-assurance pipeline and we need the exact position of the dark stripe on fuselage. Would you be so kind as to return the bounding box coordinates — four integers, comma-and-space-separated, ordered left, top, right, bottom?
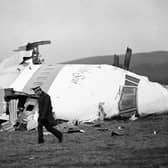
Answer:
23, 64, 64, 94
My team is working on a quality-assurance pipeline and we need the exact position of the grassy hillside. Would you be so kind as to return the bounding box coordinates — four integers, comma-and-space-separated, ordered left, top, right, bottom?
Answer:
62, 51, 168, 84
130, 51, 168, 84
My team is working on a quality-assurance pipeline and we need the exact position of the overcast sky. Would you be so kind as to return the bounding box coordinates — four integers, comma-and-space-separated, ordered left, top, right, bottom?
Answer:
0, 0, 167, 63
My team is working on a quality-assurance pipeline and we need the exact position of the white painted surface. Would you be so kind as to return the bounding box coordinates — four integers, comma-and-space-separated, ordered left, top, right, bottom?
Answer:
137, 79, 168, 116
10, 63, 41, 91
48, 65, 125, 121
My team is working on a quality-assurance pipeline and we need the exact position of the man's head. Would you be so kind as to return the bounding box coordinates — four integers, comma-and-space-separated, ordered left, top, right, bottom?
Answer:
32, 86, 42, 96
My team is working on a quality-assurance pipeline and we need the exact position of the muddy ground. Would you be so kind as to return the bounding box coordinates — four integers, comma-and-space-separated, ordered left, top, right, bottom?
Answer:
0, 114, 168, 168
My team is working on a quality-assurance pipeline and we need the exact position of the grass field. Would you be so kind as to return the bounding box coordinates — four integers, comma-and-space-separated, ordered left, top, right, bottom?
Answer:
0, 114, 168, 168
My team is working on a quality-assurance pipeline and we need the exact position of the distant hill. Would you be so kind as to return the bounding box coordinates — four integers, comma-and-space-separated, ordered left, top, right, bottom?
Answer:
62, 51, 168, 84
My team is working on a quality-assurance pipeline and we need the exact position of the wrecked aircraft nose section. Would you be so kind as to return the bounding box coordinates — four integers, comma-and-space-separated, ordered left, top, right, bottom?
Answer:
1, 60, 168, 131
1, 45, 168, 132
44, 64, 168, 121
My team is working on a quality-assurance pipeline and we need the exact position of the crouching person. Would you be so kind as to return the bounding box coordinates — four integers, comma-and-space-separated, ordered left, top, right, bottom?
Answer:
32, 86, 63, 144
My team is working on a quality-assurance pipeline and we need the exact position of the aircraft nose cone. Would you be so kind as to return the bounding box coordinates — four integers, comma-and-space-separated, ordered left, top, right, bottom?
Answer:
137, 79, 168, 116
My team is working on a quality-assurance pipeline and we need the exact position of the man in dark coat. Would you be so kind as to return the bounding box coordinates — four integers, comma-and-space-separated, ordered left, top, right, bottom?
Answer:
32, 86, 63, 144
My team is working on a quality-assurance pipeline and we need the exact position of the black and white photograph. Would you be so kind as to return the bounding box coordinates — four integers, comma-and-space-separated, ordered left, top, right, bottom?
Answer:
0, 0, 168, 167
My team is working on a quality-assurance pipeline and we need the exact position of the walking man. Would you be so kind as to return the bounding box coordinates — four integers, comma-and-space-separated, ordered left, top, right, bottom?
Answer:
32, 86, 63, 144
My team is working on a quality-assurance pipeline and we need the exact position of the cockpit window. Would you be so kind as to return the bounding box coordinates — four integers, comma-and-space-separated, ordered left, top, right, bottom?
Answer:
119, 86, 137, 117
125, 75, 140, 86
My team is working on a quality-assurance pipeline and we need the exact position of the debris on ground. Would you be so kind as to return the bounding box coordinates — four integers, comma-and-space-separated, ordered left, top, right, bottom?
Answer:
55, 121, 85, 134
67, 128, 85, 133
96, 128, 109, 131
111, 125, 127, 136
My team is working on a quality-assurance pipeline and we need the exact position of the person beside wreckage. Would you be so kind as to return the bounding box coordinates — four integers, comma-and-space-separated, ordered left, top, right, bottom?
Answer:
32, 86, 63, 144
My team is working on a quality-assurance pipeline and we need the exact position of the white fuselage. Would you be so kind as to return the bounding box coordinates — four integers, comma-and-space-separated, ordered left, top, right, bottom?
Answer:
0, 57, 168, 122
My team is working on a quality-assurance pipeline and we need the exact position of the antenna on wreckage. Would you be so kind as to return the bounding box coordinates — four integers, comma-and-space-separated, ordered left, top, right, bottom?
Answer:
13, 40, 51, 65
123, 47, 132, 70
112, 47, 132, 70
